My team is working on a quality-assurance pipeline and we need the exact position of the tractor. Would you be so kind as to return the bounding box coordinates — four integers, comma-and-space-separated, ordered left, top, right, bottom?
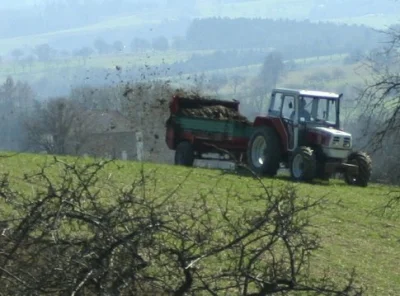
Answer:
247, 88, 372, 186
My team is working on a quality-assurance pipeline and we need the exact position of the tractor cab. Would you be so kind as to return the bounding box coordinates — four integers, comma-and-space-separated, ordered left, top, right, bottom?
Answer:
268, 88, 343, 151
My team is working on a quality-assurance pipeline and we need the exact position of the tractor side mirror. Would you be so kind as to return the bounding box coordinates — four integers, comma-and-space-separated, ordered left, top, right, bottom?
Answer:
289, 102, 293, 109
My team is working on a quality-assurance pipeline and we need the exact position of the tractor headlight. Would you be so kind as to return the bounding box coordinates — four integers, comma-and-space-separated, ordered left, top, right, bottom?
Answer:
343, 137, 351, 148
332, 136, 340, 146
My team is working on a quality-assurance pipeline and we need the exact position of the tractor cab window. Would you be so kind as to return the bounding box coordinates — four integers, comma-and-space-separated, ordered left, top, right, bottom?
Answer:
326, 99, 337, 124
316, 98, 337, 125
291, 96, 313, 122
268, 92, 283, 117
282, 96, 295, 120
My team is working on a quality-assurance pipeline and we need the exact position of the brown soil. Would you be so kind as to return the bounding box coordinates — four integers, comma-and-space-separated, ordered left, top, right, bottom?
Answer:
180, 104, 250, 124
172, 89, 250, 123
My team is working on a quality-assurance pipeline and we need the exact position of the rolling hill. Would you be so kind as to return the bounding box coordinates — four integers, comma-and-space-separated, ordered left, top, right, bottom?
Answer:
0, 0, 398, 55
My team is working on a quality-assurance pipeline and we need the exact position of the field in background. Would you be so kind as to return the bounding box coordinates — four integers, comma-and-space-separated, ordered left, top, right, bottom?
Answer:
197, 0, 313, 19
196, 0, 398, 29
0, 49, 370, 125
0, 0, 398, 56
0, 50, 347, 78
0, 50, 198, 79
0, 12, 161, 55
326, 14, 400, 29
0, 49, 357, 92
0, 152, 399, 295
202, 56, 368, 100
191, 53, 351, 80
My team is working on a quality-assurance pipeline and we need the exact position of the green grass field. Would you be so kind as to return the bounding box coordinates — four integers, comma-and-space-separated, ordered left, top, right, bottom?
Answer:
0, 152, 398, 295
0, 48, 352, 92
0, 50, 198, 78
0, 11, 161, 55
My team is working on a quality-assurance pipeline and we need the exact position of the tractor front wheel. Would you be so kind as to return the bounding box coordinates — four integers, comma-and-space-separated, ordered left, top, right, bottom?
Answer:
290, 146, 317, 182
175, 142, 194, 167
344, 151, 372, 187
247, 127, 281, 176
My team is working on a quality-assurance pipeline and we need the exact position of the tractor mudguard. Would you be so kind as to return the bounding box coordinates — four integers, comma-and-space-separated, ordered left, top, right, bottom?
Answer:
253, 116, 288, 152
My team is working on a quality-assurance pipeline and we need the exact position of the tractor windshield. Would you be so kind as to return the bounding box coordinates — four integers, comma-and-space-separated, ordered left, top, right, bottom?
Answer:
299, 96, 338, 126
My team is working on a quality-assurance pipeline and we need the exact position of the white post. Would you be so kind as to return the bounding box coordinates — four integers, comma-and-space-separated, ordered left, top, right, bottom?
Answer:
136, 131, 143, 162
136, 107, 144, 162
121, 150, 128, 161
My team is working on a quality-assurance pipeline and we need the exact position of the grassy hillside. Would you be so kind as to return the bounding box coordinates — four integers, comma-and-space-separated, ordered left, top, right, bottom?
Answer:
0, 50, 345, 80
0, 50, 198, 79
0, 49, 353, 92
0, 152, 398, 295
0, 13, 160, 55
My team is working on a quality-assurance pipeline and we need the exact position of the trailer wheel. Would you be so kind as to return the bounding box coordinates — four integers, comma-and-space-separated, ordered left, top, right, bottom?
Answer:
344, 151, 372, 187
247, 127, 281, 176
175, 142, 194, 167
290, 146, 316, 182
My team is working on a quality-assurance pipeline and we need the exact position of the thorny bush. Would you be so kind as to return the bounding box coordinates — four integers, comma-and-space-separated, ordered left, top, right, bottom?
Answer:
0, 157, 363, 295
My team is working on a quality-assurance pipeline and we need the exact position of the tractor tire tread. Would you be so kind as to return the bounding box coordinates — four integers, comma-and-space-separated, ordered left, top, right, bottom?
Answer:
290, 146, 316, 182
345, 151, 372, 187
247, 127, 281, 177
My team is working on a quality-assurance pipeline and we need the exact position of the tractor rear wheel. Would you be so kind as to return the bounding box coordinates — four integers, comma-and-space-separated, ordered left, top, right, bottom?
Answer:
175, 142, 194, 167
247, 127, 281, 176
290, 146, 317, 182
344, 151, 372, 187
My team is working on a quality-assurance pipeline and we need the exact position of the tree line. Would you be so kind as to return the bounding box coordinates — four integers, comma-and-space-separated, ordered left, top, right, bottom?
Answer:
184, 17, 383, 59
0, 0, 172, 39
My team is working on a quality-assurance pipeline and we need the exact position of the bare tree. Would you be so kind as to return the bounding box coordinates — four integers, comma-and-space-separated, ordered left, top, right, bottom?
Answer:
74, 47, 94, 65
11, 48, 24, 62
0, 76, 36, 151
332, 68, 346, 80
248, 51, 285, 112
357, 25, 400, 147
355, 24, 400, 183
94, 37, 112, 55
21, 55, 36, 72
121, 80, 177, 163
231, 74, 245, 94
24, 97, 90, 154
34, 43, 54, 63
112, 40, 124, 53
152, 36, 169, 51
130, 37, 151, 52
0, 157, 364, 295
258, 51, 285, 94
208, 73, 228, 95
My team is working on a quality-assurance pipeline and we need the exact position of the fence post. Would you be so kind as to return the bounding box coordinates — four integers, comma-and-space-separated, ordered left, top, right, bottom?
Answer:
136, 131, 143, 161
121, 150, 128, 161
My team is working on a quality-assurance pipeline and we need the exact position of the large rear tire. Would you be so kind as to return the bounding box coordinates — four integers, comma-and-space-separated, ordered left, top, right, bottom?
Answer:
344, 151, 372, 187
175, 142, 194, 167
290, 146, 316, 182
247, 127, 281, 176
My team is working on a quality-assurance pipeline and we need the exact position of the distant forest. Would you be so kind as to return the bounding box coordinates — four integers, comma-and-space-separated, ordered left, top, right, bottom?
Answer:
0, 0, 192, 38
184, 18, 383, 59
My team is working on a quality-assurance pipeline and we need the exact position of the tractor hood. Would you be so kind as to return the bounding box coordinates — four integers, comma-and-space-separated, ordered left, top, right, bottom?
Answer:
309, 126, 351, 138
307, 126, 352, 159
